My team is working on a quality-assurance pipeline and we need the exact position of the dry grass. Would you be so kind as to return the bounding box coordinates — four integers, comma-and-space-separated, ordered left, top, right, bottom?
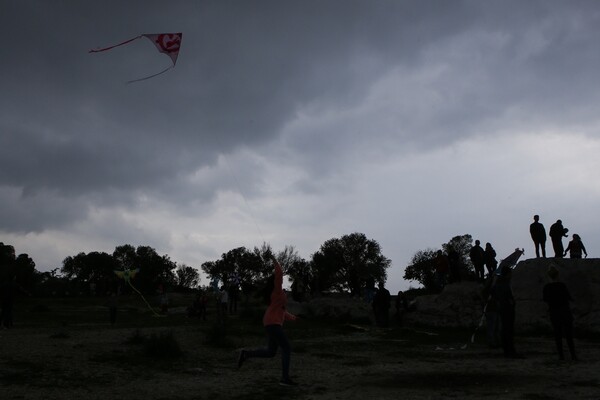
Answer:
0, 294, 598, 399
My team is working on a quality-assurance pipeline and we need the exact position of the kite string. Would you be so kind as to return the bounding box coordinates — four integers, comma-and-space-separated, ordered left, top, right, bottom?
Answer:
128, 280, 164, 317
126, 65, 174, 84
89, 35, 143, 53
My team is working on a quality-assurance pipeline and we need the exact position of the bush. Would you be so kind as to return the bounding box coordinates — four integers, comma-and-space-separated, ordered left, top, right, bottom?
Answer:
204, 322, 234, 348
143, 330, 183, 359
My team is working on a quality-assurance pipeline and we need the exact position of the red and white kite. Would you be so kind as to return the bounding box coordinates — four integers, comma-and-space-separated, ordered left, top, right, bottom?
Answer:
89, 33, 182, 83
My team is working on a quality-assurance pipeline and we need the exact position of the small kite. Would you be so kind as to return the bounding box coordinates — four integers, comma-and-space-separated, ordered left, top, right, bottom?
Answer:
89, 33, 182, 83
114, 268, 163, 317
114, 267, 139, 282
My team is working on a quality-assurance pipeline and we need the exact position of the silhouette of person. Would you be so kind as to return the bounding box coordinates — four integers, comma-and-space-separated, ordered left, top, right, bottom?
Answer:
228, 277, 240, 315
549, 220, 569, 258
530, 215, 547, 258
543, 266, 577, 360
395, 290, 408, 325
447, 249, 461, 283
434, 250, 450, 290
364, 277, 376, 304
218, 285, 229, 322
0, 244, 17, 329
469, 240, 486, 282
491, 267, 519, 358
482, 275, 501, 348
238, 258, 298, 386
484, 243, 498, 278
564, 234, 587, 259
106, 289, 118, 325
372, 281, 391, 327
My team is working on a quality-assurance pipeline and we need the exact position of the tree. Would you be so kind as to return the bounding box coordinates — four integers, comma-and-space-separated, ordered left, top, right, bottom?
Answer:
110, 244, 177, 293
61, 251, 118, 289
175, 264, 200, 290
201, 245, 271, 297
132, 246, 177, 293
443, 234, 476, 280
403, 234, 477, 290
0, 242, 16, 280
403, 248, 438, 291
311, 232, 391, 295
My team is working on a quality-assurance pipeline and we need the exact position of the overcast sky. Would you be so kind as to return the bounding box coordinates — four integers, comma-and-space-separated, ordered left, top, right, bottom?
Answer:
2, 1, 600, 292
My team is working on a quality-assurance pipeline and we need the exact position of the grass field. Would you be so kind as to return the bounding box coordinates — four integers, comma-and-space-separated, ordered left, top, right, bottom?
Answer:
1, 293, 599, 399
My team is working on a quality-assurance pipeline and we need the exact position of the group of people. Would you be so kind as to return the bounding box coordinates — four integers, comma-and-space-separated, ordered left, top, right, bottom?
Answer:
469, 240, 499, 282
484, 262, 578, 361
433, 240, 500, 290
530, 215, 587, 259
187, 276, 241, 322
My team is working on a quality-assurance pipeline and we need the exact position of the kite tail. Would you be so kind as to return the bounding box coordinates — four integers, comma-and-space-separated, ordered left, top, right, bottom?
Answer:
89, 35, 143, 53
128, 280, 164, 317
126, 65, 174, 84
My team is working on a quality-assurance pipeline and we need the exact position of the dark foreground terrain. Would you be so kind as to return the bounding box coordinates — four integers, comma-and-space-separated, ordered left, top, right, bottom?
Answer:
1, 294, 598, 399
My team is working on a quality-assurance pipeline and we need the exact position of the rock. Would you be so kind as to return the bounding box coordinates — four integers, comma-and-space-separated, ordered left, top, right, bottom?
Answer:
403, 258, 600, 333
403, 281, 485, 328
512, 258, 600, 333
289, 296, 373, 323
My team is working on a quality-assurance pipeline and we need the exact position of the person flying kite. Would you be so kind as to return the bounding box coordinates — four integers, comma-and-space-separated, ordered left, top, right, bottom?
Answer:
89, 33, 182, 83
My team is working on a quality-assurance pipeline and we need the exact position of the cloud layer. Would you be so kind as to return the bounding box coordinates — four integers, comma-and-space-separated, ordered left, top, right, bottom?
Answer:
2, 1, 600, 290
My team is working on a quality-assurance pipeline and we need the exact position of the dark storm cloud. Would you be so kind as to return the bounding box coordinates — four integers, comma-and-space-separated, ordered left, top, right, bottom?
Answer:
2, 1, 600, 234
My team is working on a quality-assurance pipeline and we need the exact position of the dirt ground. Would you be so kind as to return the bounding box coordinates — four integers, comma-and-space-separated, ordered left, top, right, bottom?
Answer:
1, 297, 599, 400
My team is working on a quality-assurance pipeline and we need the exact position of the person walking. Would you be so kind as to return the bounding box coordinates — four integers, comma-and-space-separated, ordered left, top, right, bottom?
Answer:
564, 234, 587, 259
238, 258, 298, 386
530, 215, 547, 258
549, 219, 569, 258
543, 266, 577, 360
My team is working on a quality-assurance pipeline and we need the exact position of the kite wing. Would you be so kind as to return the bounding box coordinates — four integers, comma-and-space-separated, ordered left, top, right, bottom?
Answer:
89, 32, 182, 83
114, 270, 125, 279
129, 268, 140, 279
142, 33, 182, 66
496, 248, 524, 275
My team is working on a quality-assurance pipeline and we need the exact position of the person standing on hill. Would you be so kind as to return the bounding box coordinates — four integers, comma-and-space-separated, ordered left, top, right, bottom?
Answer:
564, 234, 587, 259
238, 257, 298, 386
549, 220, 569, 258
543, 266, 577, 361
470, 240, 486, 282
530, 215, 547, 258
484, 242, 498, 278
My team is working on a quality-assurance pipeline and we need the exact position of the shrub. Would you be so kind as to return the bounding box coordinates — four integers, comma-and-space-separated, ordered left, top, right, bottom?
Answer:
143, 330, 182, 359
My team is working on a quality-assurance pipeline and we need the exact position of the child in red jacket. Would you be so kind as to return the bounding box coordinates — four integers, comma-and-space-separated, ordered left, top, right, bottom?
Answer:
238, 257, 297, 386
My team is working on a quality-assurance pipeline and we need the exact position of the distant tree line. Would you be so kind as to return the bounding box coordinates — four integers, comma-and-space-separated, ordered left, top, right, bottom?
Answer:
0, 232, 392, 297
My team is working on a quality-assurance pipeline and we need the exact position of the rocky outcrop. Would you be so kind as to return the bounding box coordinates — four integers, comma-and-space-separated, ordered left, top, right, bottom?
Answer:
512, 258, 600, 332
287, 296, 373, 323
403, 258, 600, 333
403, 282, 485, 328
